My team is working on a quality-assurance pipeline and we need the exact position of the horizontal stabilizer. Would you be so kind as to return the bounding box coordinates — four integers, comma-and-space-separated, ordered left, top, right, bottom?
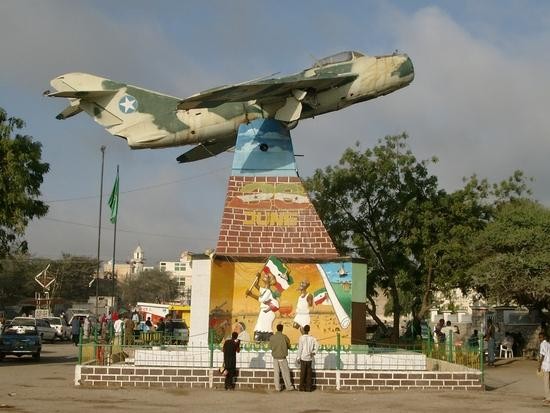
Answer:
47, 90, 117, 99
56, 103, 83, 120
177, 138, 236, 163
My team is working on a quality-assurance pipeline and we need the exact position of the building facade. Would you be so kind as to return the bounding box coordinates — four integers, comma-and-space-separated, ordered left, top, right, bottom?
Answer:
159, 251, 193, 304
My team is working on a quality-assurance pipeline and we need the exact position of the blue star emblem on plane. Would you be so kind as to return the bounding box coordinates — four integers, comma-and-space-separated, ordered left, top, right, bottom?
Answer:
118, 95, 138, 114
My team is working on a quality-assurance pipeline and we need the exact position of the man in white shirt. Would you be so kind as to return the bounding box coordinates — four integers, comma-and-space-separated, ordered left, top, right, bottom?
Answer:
296, 325, 318, 392
113, 317, 124, 344
538, 331, 550, 406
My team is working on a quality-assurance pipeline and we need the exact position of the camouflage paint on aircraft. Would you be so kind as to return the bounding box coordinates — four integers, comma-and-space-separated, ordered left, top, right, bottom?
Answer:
48, 51, 414, 163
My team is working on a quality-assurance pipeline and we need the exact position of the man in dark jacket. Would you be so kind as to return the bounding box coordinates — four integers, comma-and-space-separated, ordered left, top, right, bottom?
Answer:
223, 332, 240, 390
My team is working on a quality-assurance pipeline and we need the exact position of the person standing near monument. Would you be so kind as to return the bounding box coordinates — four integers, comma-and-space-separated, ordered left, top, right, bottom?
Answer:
223, 331, 241, 390
269, 324, 294, 391
538, 331, 550, 406
296, 325, 318, 392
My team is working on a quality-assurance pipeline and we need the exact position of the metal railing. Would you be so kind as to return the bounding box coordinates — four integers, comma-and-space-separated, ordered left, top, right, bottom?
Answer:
77, 326, 484, 379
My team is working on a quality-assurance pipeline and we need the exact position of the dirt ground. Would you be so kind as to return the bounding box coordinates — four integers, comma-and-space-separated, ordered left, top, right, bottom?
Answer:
0, 343, 548, 413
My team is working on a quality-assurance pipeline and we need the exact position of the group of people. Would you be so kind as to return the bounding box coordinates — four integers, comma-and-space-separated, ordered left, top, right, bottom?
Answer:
69, 309, 180, 346
222, 323, 318, 391
433, 318, 462, 345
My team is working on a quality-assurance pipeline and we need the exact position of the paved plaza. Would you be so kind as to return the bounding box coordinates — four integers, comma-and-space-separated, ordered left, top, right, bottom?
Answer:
0, 342, 548, 413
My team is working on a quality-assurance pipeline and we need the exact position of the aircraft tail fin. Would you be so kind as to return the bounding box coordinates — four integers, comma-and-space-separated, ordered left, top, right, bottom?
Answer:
47, 73, 181, 147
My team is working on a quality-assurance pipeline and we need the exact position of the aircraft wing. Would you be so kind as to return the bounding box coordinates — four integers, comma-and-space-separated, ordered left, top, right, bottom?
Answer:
177, 73, 357, 110
176, 137, 236, 163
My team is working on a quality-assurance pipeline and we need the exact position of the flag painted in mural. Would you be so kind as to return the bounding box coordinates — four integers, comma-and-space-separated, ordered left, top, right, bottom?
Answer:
313, 288, 330, 305
263, 256, 294, 292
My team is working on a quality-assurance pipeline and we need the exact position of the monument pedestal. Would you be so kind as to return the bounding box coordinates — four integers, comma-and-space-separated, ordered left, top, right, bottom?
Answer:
191, 119, 367, 346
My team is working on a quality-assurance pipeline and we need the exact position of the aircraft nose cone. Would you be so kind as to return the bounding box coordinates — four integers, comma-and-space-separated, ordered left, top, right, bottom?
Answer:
396, 55, 414, 81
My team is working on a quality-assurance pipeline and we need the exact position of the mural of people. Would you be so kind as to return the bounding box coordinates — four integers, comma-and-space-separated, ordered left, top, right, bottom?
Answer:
234, 321, 251, 343
246, 271, 280, 341
293, 280, 313, 332
210, 260, 356, 345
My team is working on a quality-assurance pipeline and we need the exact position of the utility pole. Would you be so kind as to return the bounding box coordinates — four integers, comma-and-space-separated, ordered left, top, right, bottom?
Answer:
95, 145, 106, 316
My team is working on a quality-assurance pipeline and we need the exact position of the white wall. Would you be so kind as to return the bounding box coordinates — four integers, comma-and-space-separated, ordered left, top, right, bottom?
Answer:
188, 258, 212, 346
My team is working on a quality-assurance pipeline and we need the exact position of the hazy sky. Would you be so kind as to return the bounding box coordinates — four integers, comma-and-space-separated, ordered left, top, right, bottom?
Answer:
1, 1, 549, 265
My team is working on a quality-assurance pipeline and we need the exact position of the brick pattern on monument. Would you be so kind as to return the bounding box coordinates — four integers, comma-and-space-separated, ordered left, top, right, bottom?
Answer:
79, 366, 483, 391
216, 176, 339, 258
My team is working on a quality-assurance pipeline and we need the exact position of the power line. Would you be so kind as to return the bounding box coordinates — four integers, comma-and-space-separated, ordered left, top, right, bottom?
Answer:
41, 216, 217, 242
44, 166, 229, 203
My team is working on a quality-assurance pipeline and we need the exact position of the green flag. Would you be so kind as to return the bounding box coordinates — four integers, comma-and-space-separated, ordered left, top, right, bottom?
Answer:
108, 170, 119, 224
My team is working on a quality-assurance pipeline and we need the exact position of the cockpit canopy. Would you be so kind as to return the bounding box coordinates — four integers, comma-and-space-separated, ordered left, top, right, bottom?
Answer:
313, 51, 365, 68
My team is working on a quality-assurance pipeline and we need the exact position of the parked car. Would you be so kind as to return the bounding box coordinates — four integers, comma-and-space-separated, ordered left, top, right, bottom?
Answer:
10, 317, 57, 343
44, 317, 70, 341
172, 321, 189, 345
67, 313, 96, 328
0, 322, 42, 360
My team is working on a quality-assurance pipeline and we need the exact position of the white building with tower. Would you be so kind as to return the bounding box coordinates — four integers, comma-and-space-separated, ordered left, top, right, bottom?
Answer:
103, 244, 153, 281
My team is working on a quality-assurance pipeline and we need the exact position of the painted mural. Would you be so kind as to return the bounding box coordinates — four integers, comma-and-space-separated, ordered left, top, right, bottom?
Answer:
209, 257, 353, 345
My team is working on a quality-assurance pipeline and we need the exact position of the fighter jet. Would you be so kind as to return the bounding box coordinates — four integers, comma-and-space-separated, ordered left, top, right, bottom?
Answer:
47, 51, 413, 163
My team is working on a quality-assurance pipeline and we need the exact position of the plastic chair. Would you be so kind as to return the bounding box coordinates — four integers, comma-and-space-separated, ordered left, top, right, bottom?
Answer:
499, 344, 513, 358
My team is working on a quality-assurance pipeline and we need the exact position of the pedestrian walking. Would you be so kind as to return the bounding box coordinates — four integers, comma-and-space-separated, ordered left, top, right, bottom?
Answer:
269, 323, 294, 391
296, 325, 318, 392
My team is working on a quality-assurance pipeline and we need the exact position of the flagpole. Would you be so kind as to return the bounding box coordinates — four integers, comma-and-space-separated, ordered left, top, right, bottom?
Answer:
111, 165, 119, 312
95, 145, 106, 317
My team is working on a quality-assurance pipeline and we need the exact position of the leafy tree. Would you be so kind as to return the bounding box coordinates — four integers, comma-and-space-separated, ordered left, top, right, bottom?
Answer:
119, 269, 178, 306
469, 200, 550, 312
0, 254, 102, 308
0, 255, 43, 306
305, 133, 530, 340
0, 107, 49, 259
403, 176, 492, 323
306, 133, 441, 340
49, 254, 100, 302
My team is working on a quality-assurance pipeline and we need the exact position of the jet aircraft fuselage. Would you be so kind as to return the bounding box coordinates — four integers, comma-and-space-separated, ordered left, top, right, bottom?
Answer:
48, 51, 413, 162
